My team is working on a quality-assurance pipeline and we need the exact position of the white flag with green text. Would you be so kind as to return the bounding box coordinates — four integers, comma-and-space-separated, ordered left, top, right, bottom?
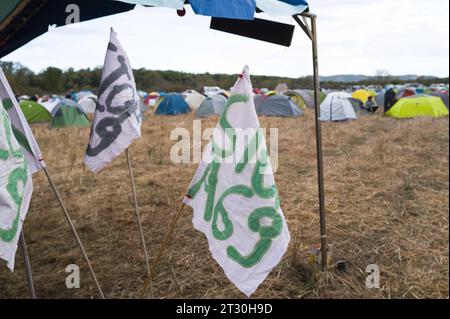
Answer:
0, 100, 33, 271
183, 66, 290, 297
0, 66, 44, 174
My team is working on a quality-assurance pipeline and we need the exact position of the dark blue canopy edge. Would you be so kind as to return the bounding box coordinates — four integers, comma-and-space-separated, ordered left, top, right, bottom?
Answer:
0, 0, 135, 58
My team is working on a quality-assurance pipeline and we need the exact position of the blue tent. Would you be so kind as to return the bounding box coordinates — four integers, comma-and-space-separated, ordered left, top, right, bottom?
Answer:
155, 94, 191, 115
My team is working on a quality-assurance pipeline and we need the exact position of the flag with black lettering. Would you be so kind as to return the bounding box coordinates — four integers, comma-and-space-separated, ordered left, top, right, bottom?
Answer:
0, 99, 33, 271
183, 66, 290, 297
84, 29, 141, 173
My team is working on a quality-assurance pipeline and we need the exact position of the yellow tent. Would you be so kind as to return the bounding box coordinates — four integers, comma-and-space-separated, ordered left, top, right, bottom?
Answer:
265, 90, 277, 97
386, 96, 449, 119
285, 91, 307, 109
352, 89, 376, 103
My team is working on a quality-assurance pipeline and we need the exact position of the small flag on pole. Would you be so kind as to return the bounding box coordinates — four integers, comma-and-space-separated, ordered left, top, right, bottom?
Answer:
183, 66, 290, 297
0, 67, 44, 174
0, 99, 33, 271
84, 28, 141, 173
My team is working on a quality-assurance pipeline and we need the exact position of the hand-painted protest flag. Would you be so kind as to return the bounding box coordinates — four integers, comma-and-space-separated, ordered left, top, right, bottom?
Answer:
0, 66, 44, 174
84, 29, 141, 173
0, 99, 33, 271
183, 66, 290, 297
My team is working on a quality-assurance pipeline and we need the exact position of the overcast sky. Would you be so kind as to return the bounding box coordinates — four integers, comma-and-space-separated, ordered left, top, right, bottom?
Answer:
2, 0, 449, 77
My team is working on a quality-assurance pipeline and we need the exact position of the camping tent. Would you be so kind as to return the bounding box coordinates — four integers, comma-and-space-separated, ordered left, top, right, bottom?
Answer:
78, 95, 97, 114
19, 100, 52, 123
320, 92, 357, 122
145, 92, 160, 107
155, 94, 191, 115
257, 95, 304, 117
396, 88, 416, 99
185, 92, 206, 111
254, 94, 269, 110
386, 96, 449, 119
347, 98, 370, 115
285, 90, 312, 109
195, 94, 227, 118
352, 89, 375, 103
50, 98, 90, 128
429, 92, 449, 109
40, 96, 61, 114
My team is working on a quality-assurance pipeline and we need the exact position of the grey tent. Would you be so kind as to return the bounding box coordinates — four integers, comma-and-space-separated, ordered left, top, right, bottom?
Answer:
348, 97, 370, 115
430, 92, 449, 109
257, 95, 304, 117
195, 94, 227, 118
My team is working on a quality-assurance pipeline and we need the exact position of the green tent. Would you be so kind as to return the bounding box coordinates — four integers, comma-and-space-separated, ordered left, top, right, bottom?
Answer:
19, 100, 52, 123
50, 99, 90, 128
386, 96, 449, 119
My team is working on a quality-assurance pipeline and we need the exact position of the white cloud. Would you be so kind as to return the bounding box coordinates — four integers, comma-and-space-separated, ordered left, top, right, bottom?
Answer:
3, 0, 449, 77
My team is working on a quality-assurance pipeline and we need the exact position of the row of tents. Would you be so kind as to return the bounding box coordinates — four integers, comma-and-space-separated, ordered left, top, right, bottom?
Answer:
21, 86, 449, 126
19, 98, 90, 127
319, 92, 449, 122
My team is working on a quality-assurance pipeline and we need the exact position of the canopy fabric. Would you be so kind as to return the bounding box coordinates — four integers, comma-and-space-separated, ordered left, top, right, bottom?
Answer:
115, 0, 184, 9
1, 0, 309, 58
386, 96, 449, 119
189, 0, 256, 20
256, 0, 308, 16
0, 0, 135, 58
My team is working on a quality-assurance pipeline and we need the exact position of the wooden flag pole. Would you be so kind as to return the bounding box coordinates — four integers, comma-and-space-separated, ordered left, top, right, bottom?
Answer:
125, 149, 151, 278
19, 231, 36, 299
42, 166, 105, 299
140, 201, 186, 299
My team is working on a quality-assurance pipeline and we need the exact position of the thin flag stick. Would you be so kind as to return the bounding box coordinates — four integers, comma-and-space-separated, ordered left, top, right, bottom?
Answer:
125, 148, 153, 298
141, 201, 186, 299
19, 231, 36, 299
42, 166, 105, 299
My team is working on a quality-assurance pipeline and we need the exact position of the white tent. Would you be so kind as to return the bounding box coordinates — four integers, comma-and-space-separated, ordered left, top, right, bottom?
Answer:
40, 96, 61, 114
184, 92, 206, 110
78, 95, 97, 114
320, 92, 357, 122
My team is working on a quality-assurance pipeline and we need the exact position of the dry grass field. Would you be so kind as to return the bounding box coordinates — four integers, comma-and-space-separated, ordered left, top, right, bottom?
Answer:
0, 109, 448, 299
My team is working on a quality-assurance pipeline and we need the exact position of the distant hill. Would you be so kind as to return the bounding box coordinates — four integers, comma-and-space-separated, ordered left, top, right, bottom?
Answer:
320, 74, 441, 83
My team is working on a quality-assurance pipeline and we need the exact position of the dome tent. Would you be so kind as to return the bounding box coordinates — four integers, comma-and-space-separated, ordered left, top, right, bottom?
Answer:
320, 92, 357, 122
185, 92, 206, 111
19, 100, 52, 123
257, 95, 304, 117
386, 96, 449, 119
195, 94, 227, 118
78, 95, 97, 114
352, 89, 376, 103
50, 98, 90, 128
155, 94, 191, 116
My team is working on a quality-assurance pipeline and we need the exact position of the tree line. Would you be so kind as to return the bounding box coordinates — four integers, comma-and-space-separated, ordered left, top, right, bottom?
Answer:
1, 61, 448, 96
